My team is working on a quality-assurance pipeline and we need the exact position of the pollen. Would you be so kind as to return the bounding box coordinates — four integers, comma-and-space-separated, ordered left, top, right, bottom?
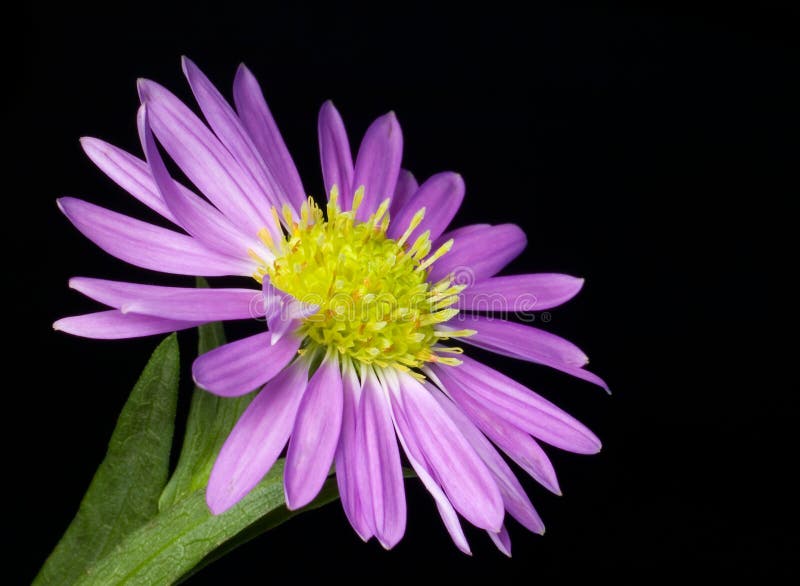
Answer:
257, 187, 469, 371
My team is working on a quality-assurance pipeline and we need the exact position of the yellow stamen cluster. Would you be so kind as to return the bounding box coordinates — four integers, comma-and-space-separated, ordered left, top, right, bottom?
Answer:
251, 187, 471, 372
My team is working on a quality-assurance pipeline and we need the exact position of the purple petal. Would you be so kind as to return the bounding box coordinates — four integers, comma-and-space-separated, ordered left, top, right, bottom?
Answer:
81, 135, 260, 254
489, 526, 512, 557
335, 359, 372, 540
390, 370, 504, 532
453, 315, 589, 367
433, 374, 560, 494
457, 273, 585, 312
386, 370, 471, 554
433, 356, 602, 454
69, 277, 260, 321
429, 224, 527, 284
80, 137, 177, 224
139, 106, 263, 258
233, 64, 306, 212
182, 58, 298, 221
207, 359, 309, 514
122, 289, 261, 322
193, 331, 301, 397
433, 500, 471, 555
389, 169, 418, 217
53, 310, 200, 339
358, 369, 406, 548
138, 78, 274, 236
352, 112, 403, 221
318, 101, 354, 206
432, 387, 547, 531
69, 277, 197, 308
387, 172, 465, 243
455, 317, 609, 391
57, 197, 252, 276
284, 357, 344, 509
436, 223, 491, 244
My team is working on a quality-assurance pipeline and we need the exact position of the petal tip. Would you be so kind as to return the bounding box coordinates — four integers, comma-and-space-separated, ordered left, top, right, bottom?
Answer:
235, 62, 253, 79
586, 436, 603, 454
136, 78, 151, 102
180, 55, 199, 78
206, 492, 233, 516
190, 362, 214, 393
371, 110, 400, 134
543, 475, 563, 496
377, 536, 401, 550
283, 490, 310, 511
573, 424, 603, 454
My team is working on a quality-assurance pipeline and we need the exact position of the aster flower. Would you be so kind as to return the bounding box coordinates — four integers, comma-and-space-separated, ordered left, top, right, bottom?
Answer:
55, 57, 607, 555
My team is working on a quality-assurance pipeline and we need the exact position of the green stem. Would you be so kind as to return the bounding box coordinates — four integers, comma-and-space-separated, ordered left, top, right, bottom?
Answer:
75, 462, 339, 585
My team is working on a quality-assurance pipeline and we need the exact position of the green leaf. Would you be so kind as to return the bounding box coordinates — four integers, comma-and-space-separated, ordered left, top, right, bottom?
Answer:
159, 278, 254, 510
74, 460, 339, 586
34, 334, 180, 586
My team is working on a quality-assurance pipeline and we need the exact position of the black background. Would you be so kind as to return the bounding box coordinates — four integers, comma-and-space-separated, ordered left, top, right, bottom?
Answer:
7, 2, 795, 581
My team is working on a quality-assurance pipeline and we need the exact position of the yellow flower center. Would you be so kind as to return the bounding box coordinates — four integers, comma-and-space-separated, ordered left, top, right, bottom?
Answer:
251, 187, 471, 372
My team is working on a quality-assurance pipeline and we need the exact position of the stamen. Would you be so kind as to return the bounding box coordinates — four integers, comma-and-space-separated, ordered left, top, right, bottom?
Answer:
408, 230, 431, 259
247, 248, 267, 265
433, 355, 463, 367
428, 285, 465, 303
431, 295, 460, 310
300, 200, 311, 227
371, 198, 391, 228
258, 227, 275, 251
282, 204, 296, 231
417, 238, 454, 272
434, 328, 477, 339
328, 185, 340, 215
351, 186, 365, 216
419, 308, 459, 326
270, 206, 283, 235
435, 346, 464, 354
397, 207, 426, 247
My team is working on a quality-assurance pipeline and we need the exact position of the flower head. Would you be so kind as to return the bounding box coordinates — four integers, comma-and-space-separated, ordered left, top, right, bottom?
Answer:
257, 189, 464, 371
55, 57, 607, 555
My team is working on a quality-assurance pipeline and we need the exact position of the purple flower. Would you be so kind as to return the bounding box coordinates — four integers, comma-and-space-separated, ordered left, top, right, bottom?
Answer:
55, 57, 607, 555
